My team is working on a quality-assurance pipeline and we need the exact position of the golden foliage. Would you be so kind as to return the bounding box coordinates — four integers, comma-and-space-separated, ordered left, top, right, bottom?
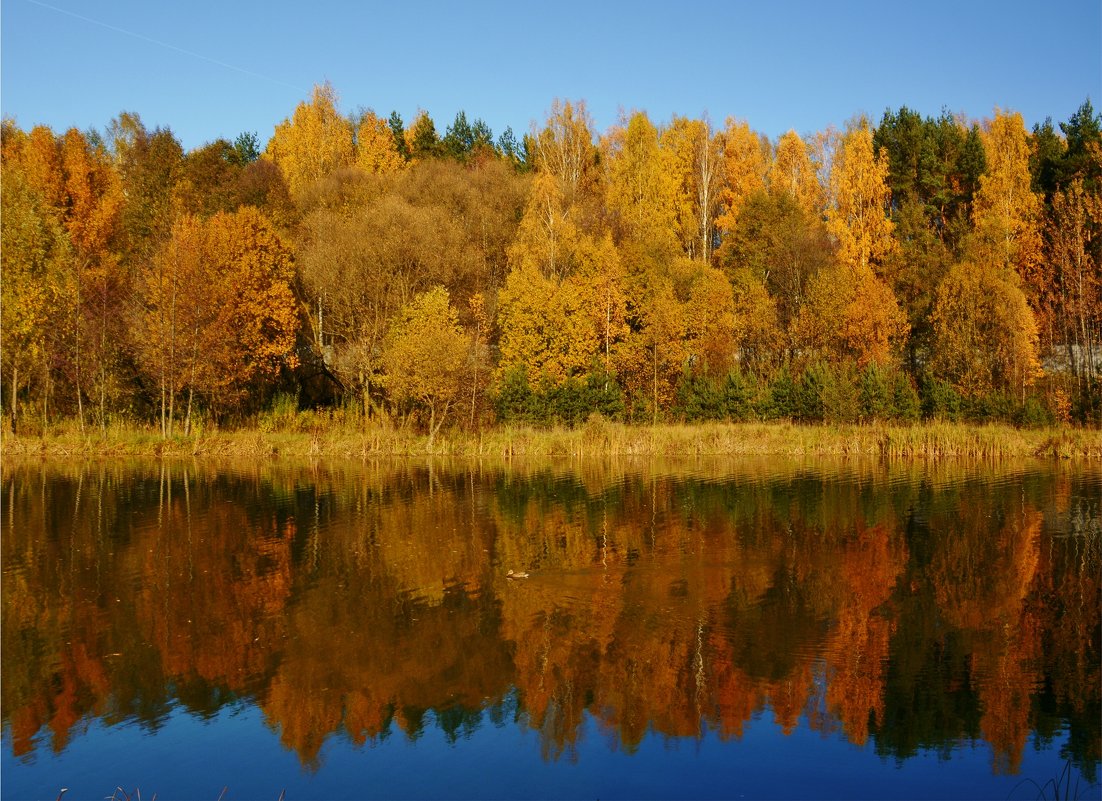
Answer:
661, 116, 725, 261
135, 207, 298, 416
265, 82, 354, 196
605, 111, 679, 264
382, 286, 471, 440
827, 117, 896, 273
716, 119, 770, 233
930, 261, 1041, 396
971, 109, 1043, 280
532, 98, 598, 201
355, 110, 406, 174
770, 129, 822, 214
799, 263, 908, 367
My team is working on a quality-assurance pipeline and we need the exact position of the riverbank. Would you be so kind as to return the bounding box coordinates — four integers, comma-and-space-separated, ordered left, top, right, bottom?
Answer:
2, 419, 1099, 461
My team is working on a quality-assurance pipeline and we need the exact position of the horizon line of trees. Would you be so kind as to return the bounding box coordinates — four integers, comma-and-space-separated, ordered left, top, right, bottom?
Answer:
2, 84, 1100, 436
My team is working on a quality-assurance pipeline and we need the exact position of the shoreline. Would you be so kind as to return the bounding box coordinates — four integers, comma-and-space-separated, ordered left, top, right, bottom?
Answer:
2, 421, 1099, 461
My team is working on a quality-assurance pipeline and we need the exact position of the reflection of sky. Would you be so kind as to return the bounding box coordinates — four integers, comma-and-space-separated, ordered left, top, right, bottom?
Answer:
2, 701, 1081, 801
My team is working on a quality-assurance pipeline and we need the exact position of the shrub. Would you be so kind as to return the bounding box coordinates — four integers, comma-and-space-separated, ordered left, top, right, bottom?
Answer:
493, 366, 539, 425
859, 364, 894, 422
1015, 396, 1054, 428
722, 371, 758, 422
765, 368, 800, 421
920, 374, 962, 421
493, 366, 623, 428
892, 372, 921, 422
818, 363, 860, 423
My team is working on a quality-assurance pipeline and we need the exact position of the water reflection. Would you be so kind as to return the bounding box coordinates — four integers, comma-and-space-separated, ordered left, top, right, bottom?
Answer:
2, 459, 1099, 781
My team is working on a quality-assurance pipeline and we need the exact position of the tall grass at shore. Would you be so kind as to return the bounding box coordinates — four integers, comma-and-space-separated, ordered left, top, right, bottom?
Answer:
2, 415, 1099, 460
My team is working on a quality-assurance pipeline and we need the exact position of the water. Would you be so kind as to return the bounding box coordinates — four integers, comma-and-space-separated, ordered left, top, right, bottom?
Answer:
2, 458, 1099, 800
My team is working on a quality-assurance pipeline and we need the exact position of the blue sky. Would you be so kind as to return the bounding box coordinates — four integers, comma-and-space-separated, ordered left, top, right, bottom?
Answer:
2, 0, 1100, 152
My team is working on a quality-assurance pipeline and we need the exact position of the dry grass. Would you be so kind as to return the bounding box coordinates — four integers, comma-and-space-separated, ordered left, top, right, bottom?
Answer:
2, 418, 1099, 462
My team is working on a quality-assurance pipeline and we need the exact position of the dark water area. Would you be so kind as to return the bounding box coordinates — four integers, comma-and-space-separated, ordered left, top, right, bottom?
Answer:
2, 458, 1099, 800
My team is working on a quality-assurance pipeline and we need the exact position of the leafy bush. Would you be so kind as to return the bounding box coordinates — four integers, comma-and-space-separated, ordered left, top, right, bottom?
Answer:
818, 363, 860, 423
859, 364, 894, 421
892, 372, 921, 422
920, 374, 963, 421
765, 368, 800, 421
493, 366, 538, 425
258, 392, 301, 432
964, 392, 1017, 423
675, 370, 759, 423
1015, 396, 1054, 428
493, 366, 623, 428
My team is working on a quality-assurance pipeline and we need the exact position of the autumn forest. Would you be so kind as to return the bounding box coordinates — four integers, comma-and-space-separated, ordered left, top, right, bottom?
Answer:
2, 86, 1101, 438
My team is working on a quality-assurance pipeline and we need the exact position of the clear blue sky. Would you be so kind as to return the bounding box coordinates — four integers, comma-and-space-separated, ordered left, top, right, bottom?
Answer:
3, 0, 1100, 152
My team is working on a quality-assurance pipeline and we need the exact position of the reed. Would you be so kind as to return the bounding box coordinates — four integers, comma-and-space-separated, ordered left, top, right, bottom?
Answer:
3, 419, 1099, 461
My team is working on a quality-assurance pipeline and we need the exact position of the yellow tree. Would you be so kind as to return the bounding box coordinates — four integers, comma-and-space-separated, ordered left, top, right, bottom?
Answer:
1048, 176, 1101, 385
265, 82, 354, 196
532, 99, 598, 201
971, 109, 1045, 316
55, 128, 125, 432
661, 116, 725, 262
715, 119, 770, 237
573, 234, 629, 376
18, 125, 67, 210
729, 267, 781, 374
205, 207, 299, 388
496, 262, 571, 383
507, 170, 578, 278
799, 264, 909, 367
616, 269, 687, 423
930, 260, 1041, 398
496, 262, 596, 384
355, 110, 405, 174
681, 262, 737, 375
605, 111, 679, 265
497, 231, 627, 387
0, 158, 69, 432
827, 117, 896, 274
770, 130, 823, 214
133, 214, 204, 436
136, 208, 298, 429
382, 286, 471, 448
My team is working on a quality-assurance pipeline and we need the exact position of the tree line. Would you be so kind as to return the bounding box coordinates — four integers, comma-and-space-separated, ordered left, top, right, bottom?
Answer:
2, 84, 1100, 435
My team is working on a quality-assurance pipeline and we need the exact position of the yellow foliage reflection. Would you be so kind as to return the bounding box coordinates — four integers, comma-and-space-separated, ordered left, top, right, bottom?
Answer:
1, 460, 1097, 777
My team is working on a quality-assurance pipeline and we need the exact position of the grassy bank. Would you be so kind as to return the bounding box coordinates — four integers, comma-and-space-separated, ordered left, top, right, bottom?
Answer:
2, 419, 1100, 461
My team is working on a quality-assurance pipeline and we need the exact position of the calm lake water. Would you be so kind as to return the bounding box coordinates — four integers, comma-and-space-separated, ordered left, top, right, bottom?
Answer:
2, 458, 1099, 800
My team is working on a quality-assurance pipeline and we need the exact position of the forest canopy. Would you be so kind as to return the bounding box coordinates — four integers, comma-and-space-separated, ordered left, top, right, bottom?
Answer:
2, 85, 1100, 434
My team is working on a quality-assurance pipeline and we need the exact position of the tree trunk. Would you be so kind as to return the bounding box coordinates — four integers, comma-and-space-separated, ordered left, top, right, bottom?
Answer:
42, 362, 49, 433
9, 362, 17, 435
183, 327, 199, 437
184, 386, 194, 436
99, 364, 107, 436
168, 380, 176, 439
653, 342, 659, 426
76, 382, 85, 434
428, 402, 436, 453
75, 262, 85, 434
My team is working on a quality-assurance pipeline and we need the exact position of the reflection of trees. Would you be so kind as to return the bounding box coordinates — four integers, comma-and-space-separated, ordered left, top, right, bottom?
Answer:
929, 497, 1043, 774
2, 460, 1098, 781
